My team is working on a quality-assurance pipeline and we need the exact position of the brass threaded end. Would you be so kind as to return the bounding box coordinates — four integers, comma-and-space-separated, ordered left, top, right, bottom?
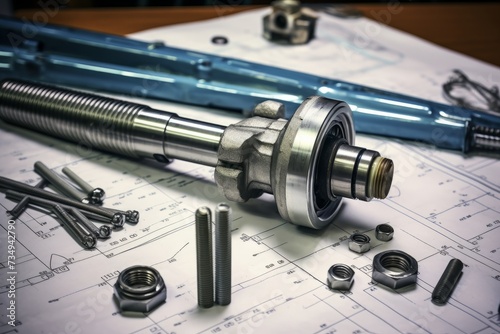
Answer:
369, 157, 394, 199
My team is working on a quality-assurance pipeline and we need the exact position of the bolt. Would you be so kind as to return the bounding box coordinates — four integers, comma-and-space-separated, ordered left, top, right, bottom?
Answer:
0, 177, 126, 227
215, 203, 232, 306
34, 161, 89, 203
62, 166, 106, 204
51, 204, 97, 249
7, 179, 47, 219
431, 258, 463, 305
70, 208, 111, 239
195, 207, 214, 308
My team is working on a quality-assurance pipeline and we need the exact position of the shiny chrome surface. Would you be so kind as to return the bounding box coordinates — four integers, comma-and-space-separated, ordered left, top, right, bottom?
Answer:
165, 117, 224, 166
0, 80, 394, 229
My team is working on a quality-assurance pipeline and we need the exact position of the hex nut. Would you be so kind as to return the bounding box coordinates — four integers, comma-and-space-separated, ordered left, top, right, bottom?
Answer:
348, 233, 371, 253
327, 264, 355, 290
372, 250, 418, 289
375, 224, 394, 241
114, 265, 166, 313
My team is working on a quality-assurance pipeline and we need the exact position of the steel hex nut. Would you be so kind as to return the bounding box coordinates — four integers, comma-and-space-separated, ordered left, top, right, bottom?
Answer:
375, 224, 394, 241
372, 250, 418, 289
348, 233, 371, 253
327, 264, 355, 290
113, 265, 166, 313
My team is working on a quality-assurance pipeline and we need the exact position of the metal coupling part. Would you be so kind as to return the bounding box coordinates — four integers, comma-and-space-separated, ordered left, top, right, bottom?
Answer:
113, 265, 166, 313
263, 0, 318, 45
327, 264, 355, 290
0, 80, 394, 229
372, 250, 418, 289
375, 224, 394, 241
348, 233, 371, 253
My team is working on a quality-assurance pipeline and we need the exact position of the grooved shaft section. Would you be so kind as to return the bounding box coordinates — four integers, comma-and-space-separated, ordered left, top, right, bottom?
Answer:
0, 80, 151, 158
195, 207, 214, 308
215, 203, 232, 306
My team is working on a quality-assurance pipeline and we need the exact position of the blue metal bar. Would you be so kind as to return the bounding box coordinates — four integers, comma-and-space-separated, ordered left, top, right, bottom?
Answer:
0, 16, 499, 152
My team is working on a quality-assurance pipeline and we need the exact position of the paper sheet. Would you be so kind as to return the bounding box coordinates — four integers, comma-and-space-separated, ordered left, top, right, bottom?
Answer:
1, 8, 499, 334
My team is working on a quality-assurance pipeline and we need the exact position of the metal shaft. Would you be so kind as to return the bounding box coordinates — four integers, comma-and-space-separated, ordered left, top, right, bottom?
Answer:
34, 161, 88, 202
431, 258, 463, 305
0, 176, 126, 227
215, 203, 232, 306
195, 207, 214, 308
51, 204, 97, 249
6, 179, 47, 219
0, 79, 395, 229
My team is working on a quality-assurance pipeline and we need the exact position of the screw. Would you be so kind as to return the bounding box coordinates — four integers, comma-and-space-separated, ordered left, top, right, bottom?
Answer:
431, 258, 463, 305
70, 208, 111, 239
0, 177, 126, 227
62, 166, 106, 204
215, 203, 232, 306
195, 207, 214, 308
34, 161, 88, 203
51, 204, 97, 249
7, 179, 47, 219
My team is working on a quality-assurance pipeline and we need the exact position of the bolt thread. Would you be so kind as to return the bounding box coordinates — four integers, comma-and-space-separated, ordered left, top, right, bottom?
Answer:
195, 207, 214, 308
431, 258, 463, 305
472, 126, 500, 150
370, 157, 394, 199
215, 203, 232, 306
0, 79, 150, 157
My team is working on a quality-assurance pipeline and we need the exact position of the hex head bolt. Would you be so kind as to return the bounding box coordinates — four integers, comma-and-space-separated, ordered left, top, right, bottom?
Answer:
195, 207, 214, 308
215, 203, 232, 306
6, 179, 47, 219
431, 258, 464, 305
34, 161, 89, 203
70, 207, 112, 239
0, 176, 126, 227
51, 204, 97, 249
62, 166, 106, 205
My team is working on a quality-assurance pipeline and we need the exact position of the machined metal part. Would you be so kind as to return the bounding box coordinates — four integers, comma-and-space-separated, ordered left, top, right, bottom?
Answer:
6, 179, 47, 219
263, 0, 318, 45
372, 250, 418, 289
327, 264, 355, 290
431, 258, 463, 305
348, 233, 371, 253
62, 166, 106, 204
215, 203, 232, 306
375, 224, 394, 242
34, 161, 89, 203
195, 207, 214, 308
0, 80, 394, 229
51, 204, 96, 249
113, 265, 166, 313
0, 177, 127, 227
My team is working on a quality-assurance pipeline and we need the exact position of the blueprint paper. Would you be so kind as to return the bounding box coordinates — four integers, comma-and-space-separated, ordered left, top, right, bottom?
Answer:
1, 8, 500, 334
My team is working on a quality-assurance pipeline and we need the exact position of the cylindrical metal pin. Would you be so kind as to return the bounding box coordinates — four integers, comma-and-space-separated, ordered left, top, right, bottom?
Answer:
215, 203, 232, 306
195, 207, 214, 308
34, 161, 88, 202
431, 258, 464, 305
